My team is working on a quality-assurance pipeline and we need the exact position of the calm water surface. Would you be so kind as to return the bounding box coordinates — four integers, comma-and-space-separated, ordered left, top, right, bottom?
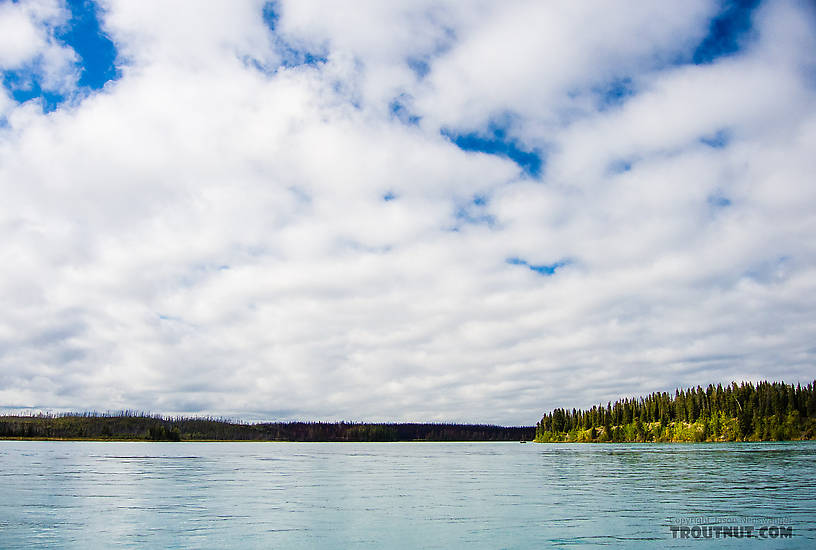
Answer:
1, 441, 814, 549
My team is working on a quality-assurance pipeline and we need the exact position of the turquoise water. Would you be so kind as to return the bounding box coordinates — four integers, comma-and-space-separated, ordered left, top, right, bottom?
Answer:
0, 441, 813, 549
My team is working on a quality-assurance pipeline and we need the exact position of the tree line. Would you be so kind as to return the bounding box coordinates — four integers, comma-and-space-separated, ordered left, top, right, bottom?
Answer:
536, 380, 816, 442
0, 412, 535, 442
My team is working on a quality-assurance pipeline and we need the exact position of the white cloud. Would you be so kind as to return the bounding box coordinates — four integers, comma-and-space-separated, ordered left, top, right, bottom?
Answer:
0, 0, 814, 424
0, 0, 77, 97
0, 2, 43, 67
414, 1, 717, 131
98, 0, 277, 70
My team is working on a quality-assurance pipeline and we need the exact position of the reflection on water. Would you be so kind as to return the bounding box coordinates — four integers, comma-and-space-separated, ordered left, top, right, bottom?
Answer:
0, 441, 813, 548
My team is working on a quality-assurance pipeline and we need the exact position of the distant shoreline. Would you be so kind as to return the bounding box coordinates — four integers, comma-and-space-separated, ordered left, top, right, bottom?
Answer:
2, 436, 813, 444
0, 415, 535, 442
0, 437, 528, 443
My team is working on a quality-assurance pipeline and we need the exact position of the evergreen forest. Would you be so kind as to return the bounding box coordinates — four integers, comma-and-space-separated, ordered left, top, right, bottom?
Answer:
536, 380, 816, 442
0, 413, 534, 442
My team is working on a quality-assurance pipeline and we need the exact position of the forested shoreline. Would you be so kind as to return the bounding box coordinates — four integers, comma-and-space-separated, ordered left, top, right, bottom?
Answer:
4, 380, 814, 444
536, 380, 816, 443
0, 413, 535, 442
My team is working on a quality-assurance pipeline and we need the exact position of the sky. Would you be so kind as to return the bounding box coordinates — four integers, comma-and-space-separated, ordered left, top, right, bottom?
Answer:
0, 0, 815, 425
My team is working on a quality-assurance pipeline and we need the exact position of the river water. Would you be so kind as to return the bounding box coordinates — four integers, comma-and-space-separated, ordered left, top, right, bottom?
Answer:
1, 440, 813, 548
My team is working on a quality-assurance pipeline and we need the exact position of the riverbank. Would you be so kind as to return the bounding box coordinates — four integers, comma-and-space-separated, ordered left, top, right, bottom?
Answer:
534, 417, 816, 443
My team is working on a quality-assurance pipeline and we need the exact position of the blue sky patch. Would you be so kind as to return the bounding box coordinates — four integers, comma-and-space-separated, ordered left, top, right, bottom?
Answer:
262, 2, 327, 69
472, 194, 487, 206
595, 77, 635, 110
389, 97, 420, 125
692, 0, 761, 65
280, 47, 328, 68
454, 208, 495, 228
262, 1, 280, 32
449, 194, 496, 229
2, 67, 66, 112
57, 0, 120, 90
507, 257, 568, 276
442, 122, 543, 178
1, 0, 119, 113
407, 57, 430, 79
607, 158, 634, 175
744, 255, 792, 284
707, 193, 732, 208
700, 128, 730, 148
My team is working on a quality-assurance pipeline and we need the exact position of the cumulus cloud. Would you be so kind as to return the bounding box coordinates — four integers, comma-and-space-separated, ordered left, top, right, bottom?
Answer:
0, 0, 77, 104
0, 0, 814, 424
